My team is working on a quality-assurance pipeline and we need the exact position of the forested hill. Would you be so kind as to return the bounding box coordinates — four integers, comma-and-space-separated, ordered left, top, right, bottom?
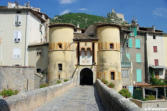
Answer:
51, 12, 128, 29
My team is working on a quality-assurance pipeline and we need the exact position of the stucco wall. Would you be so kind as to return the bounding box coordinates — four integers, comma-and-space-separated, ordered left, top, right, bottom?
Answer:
96, 26, 122, 91
95, 79, 141, 111
126, 34, 146, 83
0, 79, 75, 111
131, 99, 167, 111
0, 10, 27, 66
0, 66, 36, 92
28, 44, 48, 74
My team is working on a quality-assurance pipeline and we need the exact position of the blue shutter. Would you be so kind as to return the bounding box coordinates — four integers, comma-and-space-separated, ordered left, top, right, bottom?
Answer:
136, 53, 141, 63
128, 38, 133, 48
136, 69, 142, 82
135, 39, 140, 48
126, 53, 130, 60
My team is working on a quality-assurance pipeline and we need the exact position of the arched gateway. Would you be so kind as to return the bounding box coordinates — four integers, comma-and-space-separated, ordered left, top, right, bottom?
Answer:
80, 68, 93, 85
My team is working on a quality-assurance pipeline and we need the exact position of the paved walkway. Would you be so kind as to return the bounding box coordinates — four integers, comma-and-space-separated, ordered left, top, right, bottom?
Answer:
34, 86, 104, 111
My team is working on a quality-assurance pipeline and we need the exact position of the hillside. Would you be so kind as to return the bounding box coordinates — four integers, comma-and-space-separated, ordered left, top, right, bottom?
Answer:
51, 12, 128, 29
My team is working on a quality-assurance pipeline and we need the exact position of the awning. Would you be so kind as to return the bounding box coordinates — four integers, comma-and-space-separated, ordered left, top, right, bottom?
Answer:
149, 65, 167, 69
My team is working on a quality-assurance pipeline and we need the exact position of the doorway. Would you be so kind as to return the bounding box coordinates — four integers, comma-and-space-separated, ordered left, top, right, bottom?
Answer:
80, 68, 93, 85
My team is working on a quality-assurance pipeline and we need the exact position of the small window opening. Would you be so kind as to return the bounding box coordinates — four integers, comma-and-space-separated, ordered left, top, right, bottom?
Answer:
111, 72, 115, 80
110, 43, 114, 49
58, 64, 62, 71
153, 35, 156, 39
58, 43, 62, 49
37, 68, 41, 73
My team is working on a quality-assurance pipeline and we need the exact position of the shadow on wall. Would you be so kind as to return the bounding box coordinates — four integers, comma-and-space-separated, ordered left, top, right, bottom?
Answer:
0, 99, 10, 111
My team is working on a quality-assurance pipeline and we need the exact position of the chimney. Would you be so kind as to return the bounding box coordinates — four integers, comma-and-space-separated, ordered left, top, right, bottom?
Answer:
152, 25, 155, 32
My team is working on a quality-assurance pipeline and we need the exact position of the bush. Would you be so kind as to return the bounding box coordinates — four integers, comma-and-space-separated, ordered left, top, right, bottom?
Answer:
145, 95, 156, 100
108, 82, 115, 88
64, 79, 69, 82
133, 88, 143, 100
40, 83, 49, 88
0, 89, 19, 98
101, 79, 108, 84
56, 80, 61, 84
119, 88, 131, 98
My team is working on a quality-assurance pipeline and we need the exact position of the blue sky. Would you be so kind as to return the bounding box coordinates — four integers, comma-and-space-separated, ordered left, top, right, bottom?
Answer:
1, 0, 167, 32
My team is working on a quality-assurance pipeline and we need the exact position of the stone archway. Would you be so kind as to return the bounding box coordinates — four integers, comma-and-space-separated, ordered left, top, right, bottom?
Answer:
80, 68, 93, 85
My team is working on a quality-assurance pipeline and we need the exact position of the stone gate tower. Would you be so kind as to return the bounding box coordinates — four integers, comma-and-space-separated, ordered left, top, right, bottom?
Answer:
96, 24, 122, 91
48, 24, 76, 84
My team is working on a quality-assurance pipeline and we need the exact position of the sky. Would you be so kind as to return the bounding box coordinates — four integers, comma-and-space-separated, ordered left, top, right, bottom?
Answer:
0, 0, 167, 32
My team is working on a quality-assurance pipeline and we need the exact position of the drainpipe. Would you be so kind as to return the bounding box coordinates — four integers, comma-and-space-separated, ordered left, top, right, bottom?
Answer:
24, 11, 28, 66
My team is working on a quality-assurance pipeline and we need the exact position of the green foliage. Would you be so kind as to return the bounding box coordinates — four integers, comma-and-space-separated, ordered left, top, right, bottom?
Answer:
133, 88, 143, 100
101, 79, 108, 84
40, 83, 49, 88
0, 89, 19, 98
56, 80, 61, 84
64, 79, 69, 82
150, 73, 167, 85
108, 82, 115, 88
145, 95, 156, 100
119, 88, 131, 98
51, 13, 127, 29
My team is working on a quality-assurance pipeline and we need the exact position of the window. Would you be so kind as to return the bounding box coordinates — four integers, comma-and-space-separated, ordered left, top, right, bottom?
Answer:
58, 43, 62, 49
136, 69, 142, 82
111, 72, 115, 80
58, 64, 62, 71
153, 46, 157, 52
136, 53, 141, 63
153, 35, 156, 39
122, 70, 129, 78
13, 48, 21, 59
128, 38, 133, 48
14, 31, 21, 43
154, 59, 159, 66
130, 27, 137, 37
110, 43, 114, 49
135, 39, 140, 48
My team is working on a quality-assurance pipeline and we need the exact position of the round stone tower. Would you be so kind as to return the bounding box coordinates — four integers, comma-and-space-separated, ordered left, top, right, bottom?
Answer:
48, 23, 76, 84
96, 24, 122, 91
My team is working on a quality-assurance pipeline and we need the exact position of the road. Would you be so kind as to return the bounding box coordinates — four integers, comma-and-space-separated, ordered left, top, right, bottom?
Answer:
34, 85, 104, 111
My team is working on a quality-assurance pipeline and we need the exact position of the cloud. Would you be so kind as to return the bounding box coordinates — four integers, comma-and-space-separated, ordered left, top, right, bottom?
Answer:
60, 9, 70, 15
153, 8, 167, 18
59, 0, 75, 4
79, 8, 88, 11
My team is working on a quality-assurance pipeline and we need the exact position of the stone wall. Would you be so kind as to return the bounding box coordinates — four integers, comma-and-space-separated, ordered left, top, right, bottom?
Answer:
131, 99, 167, 111
0, 66, 36, 92
0, 79, 75, 111
95, 79, 141, 111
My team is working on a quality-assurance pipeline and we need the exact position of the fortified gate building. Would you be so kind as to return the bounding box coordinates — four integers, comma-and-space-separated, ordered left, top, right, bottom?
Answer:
48, 23, 127, 91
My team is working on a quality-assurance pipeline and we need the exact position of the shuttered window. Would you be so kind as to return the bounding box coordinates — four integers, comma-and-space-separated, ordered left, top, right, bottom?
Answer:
126, 53, 130, 60
136, 53, 141, 63
128, 38, 133, 48
130, 27, 137, 37
153, 46, 157, 52
154, 59, 159, 66
135, 39, 140, 48
136, 69, 142, 82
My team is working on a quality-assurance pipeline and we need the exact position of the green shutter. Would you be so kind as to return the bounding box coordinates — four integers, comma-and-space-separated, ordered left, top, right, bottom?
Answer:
126, 53, 130, 60
128, 38, 133, 48
136, 69, 142, 82
133, 27, 137, 37
135, 39, 140, 48
136, 53, 141, 62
